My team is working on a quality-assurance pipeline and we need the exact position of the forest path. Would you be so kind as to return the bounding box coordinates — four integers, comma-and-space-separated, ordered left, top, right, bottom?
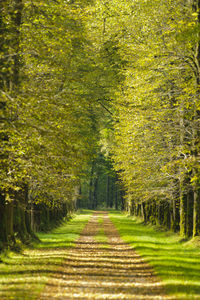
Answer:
40, 211, 167, 299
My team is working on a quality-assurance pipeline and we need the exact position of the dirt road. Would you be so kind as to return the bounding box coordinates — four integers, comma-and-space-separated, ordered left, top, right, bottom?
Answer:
40, 212, 166, 299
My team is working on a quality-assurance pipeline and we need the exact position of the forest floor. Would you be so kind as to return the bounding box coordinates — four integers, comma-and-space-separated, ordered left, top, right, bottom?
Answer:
0, 211, 200, 299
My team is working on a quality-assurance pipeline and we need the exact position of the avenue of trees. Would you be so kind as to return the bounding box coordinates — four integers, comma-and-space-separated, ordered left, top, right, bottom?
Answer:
0, 0, 110, 248
1, 0, 200, 249
109, 0, 200, 238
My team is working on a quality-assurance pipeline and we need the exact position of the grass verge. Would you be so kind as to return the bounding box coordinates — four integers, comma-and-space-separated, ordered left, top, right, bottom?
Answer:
0, 210, 92, 300
109, 211, 200, 300
93, 217, 109, 248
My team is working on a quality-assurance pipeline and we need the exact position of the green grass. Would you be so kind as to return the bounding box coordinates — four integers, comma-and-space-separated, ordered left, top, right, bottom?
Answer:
109, 211, 200, 300
0, 210, 92, 300
2, 210, 200, 299
94, 217, 109, 247
36, 211, 91, 249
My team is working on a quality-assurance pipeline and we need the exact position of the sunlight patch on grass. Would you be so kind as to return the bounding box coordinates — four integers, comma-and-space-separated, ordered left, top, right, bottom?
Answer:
0, 210, 92, 300
94, 217, 109, 248
36, 211, 92, 249
109, 212, 200, 299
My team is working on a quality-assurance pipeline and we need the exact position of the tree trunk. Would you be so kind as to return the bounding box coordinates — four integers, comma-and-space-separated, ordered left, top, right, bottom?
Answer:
92, 177, 98, 209
5, 199, 15, 245
11, 0, 23, 88
30, 196, 35, 231
186, 185, 194, 237
171, 198, 180, 232
106, 175, 110, 207
156, 201, 162, 226
89, 163, 94, 209
193, 188, 200, 236
179, 94, 187, 237
192, 0, 200, 237
180, 179, 187, 237
115, 183, 118, 210
141, 202, 147, 223
0, 192, 8, 247
110, 177, 114, 208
